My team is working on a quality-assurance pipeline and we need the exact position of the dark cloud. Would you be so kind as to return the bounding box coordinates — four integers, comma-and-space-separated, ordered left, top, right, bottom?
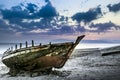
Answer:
0, 4, 39, 34
45, 0, 50, 3
0, 5, 4, 8
0, 2, 71, 36
26, 3, 38, 13
0, 1, 120, 38
72, 6, 102, 24
0, 19, 19, 34
0, 2, 58, 30
1, 5, 36, 20
37, 1, 58, 18
0, 19, 9, 32
59, 16, 68, 22
89, 22, 120, 32
0, 1, 58, 20
107, 3, 120, 12
76, 26, 86, 32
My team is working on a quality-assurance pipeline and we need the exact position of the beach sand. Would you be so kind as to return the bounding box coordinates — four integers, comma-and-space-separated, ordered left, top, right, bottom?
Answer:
0, 48, 120, 80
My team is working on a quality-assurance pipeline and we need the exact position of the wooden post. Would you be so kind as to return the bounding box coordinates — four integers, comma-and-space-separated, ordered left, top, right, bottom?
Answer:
11, 47, 13, 51
39, 43, 42, 46
20, 43, 22, 49
32, 40, 34, 47
6, 49, 8, 52
15, 44, 17, 50
8, 48, 10, 52
7, 49, 9, 52
26, 41, 28, 48
49, 42, 51, 45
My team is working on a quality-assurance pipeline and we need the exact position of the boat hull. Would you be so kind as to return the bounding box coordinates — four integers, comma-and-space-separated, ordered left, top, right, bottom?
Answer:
2, 42, 74, 68
2, 35, 85, 76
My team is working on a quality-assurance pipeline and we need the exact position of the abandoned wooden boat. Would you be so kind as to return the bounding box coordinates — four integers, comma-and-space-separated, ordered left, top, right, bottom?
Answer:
101, 45, 120, 56
2, 35, 85, 76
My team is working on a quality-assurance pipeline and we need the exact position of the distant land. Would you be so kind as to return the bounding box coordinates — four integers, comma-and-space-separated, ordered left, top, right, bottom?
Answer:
51, 39, 120, 43
0, 39, 120, 44
81, 40, 120, 43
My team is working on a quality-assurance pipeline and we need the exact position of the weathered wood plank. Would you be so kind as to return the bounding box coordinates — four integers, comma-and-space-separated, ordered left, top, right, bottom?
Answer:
101, 46, 120, 56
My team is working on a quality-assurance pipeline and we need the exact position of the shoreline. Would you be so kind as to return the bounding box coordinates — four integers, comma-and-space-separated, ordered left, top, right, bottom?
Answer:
0, 48, 120, 80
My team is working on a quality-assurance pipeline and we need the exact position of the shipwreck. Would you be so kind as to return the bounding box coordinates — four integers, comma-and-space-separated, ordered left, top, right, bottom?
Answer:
101, 45, 120, 56
2, 35, 85, 76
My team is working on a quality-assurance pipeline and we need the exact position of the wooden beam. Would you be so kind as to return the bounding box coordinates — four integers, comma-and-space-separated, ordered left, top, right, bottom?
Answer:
39, 43, 42, 46
20, 43, 22, 49
26, 41, 28, 48
32, 40, 34, 47
15, 44, 17, 50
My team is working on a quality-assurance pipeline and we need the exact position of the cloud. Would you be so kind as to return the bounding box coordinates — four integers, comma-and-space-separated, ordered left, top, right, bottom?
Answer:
107, 3, 120, 12
0, 19, 19, 35
37, 1, 58, 18
0, 2, 59, 30
26, 25, 75, 35
0, 5, 4, 8
45, 0, 50, 3
76, 26, 86, 32
89, 22, 120, 32
47, 25, 74, 35
0, 2, 73, 36
0, 1, 58, 20
72, 6, 102, 24
29, 28, 50, 33
39, 25, 86, 35
26, 3, 38, 13
0, 1, 120, 38
0, 5, 37, 21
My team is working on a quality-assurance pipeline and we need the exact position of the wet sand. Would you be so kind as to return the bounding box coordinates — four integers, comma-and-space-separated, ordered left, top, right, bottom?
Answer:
0, 48, 120, 80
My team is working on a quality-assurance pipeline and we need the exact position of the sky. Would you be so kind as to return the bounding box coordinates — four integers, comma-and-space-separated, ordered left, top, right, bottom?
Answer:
0, 0, 120, 43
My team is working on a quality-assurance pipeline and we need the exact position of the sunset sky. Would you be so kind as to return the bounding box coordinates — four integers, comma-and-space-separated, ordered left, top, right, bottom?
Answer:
0, 0, 120, 43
